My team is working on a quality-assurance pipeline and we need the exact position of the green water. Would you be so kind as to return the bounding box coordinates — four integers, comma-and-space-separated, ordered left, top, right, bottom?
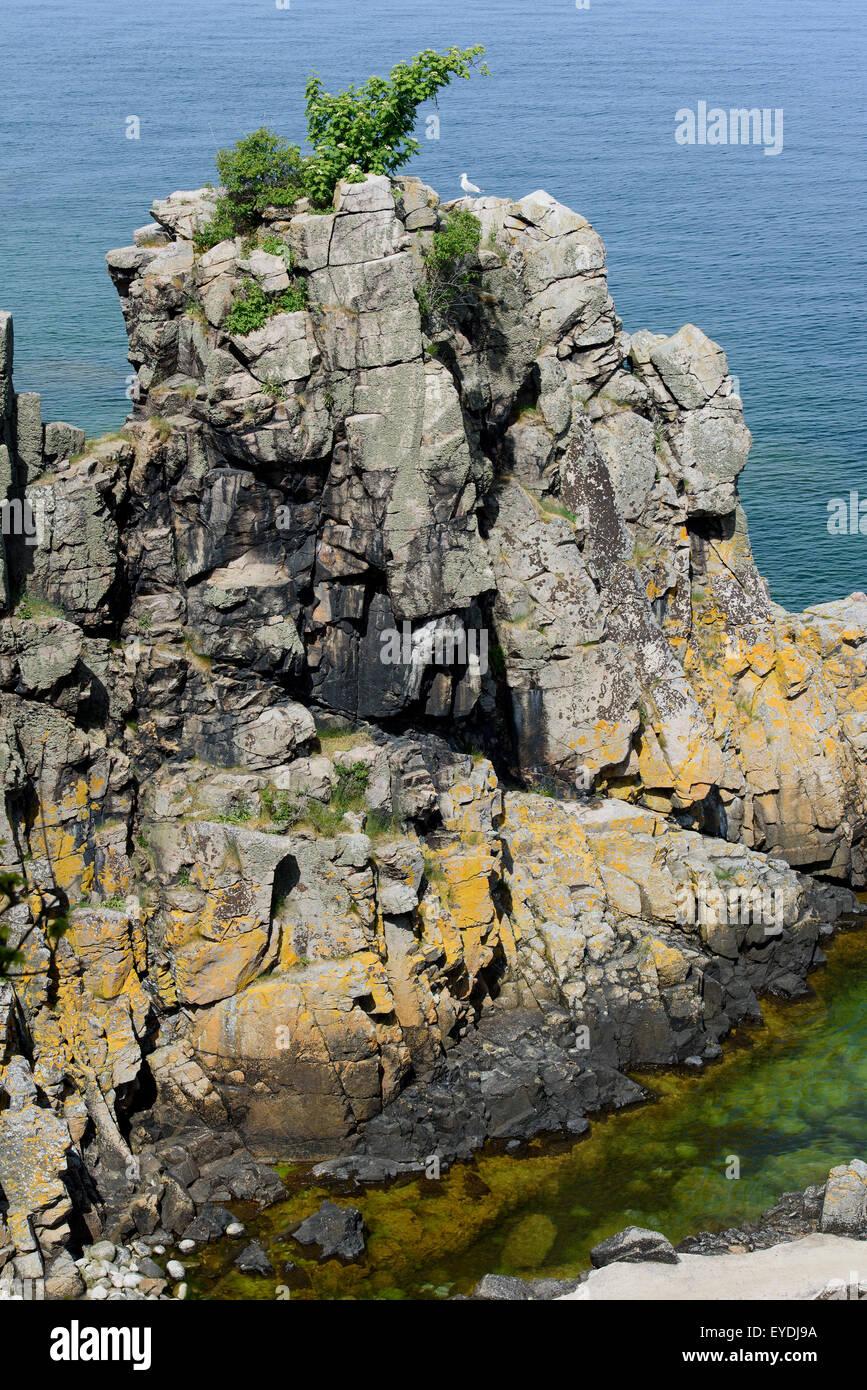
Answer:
191, 925, 867, 1300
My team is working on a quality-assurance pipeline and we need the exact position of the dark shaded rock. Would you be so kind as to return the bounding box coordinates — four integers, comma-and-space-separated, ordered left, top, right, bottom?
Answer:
199, 1155, 286, 1205
676, 1179, 832, 1257
181, 1202, 235, 1243
291, 1200, 365, 1261
803, 1183, 826, 1223
311, 1156, 416, 1184
130, 1190, 162, 1236
590, 1226, 679, 1267
341, 1006, 645, 1175
105, 1210, 136, 1243
165, 1157, 199, 1189
234, 1241, 273, 1276
160, 1175, 195, 1234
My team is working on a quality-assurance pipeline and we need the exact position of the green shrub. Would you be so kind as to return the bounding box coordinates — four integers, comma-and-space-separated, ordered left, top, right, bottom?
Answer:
260, 786, 301, 826
224, 276, 308, 336
193, 204, 239, 253
196, 49, 489, 242
13, 593, 65, 622
285, 761, 371, 838
223, 279, 273, 335
215, 799, 253, 825
366, 809, 404, 840
195, 128, 307, 250
276, 280, 307, 312
418, 209, 482, 326
428, 207, 484, 267
422, 853, 448, 893
149, 416, 172, 442
333, 762, 370, 809
301, 801, 346, 836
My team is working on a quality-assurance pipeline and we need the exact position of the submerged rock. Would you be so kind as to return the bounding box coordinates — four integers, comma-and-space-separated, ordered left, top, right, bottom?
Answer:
234, 1241, 273, 1276
471, 1273, 531, 1300
291, 1201, 366, 1261
470, 1272, 581, 1300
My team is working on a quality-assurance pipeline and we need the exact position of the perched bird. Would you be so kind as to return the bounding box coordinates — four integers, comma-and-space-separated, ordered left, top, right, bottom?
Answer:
459, 173, 483, 195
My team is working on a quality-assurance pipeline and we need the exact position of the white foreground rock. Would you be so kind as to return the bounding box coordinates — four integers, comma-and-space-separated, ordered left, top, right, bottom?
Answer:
560, 1233, 867, 1301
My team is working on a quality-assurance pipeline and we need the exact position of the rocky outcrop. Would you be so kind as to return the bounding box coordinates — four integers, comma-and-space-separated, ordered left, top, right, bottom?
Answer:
0, 173, 864, 1294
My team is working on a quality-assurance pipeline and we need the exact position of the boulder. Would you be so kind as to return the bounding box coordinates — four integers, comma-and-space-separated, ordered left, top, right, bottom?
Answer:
649, 324, 728, 410
291, 1201, 365, 1261
820, 1161, 867, 1235
181, 1204, 236, 1244
234, 1241, 273, 1276
589, 1226, 679, 1267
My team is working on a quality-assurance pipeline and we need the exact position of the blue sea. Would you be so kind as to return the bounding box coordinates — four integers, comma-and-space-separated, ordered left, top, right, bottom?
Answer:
1, 0, 864, 611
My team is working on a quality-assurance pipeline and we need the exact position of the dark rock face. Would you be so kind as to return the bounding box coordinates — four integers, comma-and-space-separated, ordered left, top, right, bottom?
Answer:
291, 1200, 365, 1261
317, 1006, 644, 1176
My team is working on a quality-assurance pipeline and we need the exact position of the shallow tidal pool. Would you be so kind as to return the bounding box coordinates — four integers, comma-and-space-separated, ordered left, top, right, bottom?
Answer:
189, 923, 867, 1300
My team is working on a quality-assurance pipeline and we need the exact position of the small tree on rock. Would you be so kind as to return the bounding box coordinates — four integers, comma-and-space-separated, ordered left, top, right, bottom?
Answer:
304, 46, 488, 206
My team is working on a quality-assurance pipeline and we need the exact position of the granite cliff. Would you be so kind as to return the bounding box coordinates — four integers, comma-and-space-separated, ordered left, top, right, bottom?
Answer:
0, 173, 864, 1297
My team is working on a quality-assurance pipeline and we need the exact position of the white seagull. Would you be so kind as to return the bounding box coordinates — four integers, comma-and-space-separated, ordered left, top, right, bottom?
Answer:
459, 173, 483, 196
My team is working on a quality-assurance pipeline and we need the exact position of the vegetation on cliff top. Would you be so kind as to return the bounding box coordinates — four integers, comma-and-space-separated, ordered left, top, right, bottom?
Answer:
195, 45, 488, 248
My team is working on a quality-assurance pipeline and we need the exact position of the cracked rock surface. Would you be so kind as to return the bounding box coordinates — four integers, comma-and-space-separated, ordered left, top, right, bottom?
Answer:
0, 174, 864, 1294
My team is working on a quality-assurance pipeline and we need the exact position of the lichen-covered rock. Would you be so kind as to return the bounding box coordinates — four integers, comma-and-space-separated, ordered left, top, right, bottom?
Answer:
0, 173, 865, 1280
819, 1160, 867, 1235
